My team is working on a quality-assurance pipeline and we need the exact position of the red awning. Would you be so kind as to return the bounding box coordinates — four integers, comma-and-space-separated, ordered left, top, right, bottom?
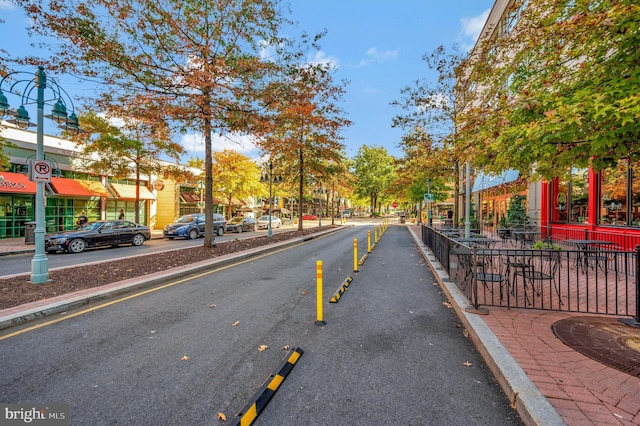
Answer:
0, 171, 37, 194
49, 178, 111, 197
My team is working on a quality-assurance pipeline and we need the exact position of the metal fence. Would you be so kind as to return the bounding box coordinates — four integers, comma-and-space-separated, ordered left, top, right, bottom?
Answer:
421, 225, 639, 319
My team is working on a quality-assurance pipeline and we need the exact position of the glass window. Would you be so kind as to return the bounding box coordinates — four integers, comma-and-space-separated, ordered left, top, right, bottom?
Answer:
570, 167, 589, 223
600, 160, 629, 226
555, 179, 569, 222
632, 162, 640, 227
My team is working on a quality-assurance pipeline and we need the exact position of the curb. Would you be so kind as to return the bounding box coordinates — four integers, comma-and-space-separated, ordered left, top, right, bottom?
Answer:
0, 227, 348, 331
329, 276, 353, 303
406, 226, 565, 426
233, 347, 304, 426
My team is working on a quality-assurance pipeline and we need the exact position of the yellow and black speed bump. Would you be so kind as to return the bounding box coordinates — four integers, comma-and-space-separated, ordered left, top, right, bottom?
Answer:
329, 276, 353, 303
358, 253, 369, 265
233, 347, 304, 426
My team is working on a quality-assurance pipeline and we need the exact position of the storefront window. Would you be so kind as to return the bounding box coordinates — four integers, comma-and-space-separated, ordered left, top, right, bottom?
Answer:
555, 180, 569, 222
631, 162, 640, 227
600, 160, 629, 226
570, 167, 589, 223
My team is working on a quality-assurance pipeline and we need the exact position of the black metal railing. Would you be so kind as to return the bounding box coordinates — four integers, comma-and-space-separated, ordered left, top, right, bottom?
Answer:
421, 225, 639, 320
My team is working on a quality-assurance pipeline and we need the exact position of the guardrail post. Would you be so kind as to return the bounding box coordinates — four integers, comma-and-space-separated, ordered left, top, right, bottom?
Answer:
315, 260, 326, 326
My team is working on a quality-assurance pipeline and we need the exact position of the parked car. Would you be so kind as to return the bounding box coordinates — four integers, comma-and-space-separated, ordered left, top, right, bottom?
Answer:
342, 210, 352, 218
302, 214, 317, 220
45, 220, 151, 253
226, 216, 256, 233
256, 215, 282, 230
212, 213, 227, 236
163, 213, 205, 239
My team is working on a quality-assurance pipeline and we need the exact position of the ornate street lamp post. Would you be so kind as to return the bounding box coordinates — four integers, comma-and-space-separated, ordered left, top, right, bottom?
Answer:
0, 66, 81, 283
260, 162, 282, 238
314, 186, 327, 228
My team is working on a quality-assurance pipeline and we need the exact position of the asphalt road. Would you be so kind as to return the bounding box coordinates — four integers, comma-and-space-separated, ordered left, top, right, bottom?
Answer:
0, 224, 522, 425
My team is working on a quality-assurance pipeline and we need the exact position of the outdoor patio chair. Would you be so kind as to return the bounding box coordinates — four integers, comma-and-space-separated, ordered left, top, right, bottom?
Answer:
514, 251, 562, 306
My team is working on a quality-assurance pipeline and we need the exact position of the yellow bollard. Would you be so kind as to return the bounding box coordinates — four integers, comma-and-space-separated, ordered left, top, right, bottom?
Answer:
367, 230, 372, 253
375, 227, 378, 243
353, 238, 359, 273
315, 260, 325, 326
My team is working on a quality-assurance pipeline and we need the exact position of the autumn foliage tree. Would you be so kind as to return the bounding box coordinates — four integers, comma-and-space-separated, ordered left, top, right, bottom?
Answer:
74, 111, 184, 223
391, 45, 465, 223
211, 150, 265, 218
353, 145, 396, 216
15, 0, 295, 247
458, 0, 640, 180
257, 55, 350, 230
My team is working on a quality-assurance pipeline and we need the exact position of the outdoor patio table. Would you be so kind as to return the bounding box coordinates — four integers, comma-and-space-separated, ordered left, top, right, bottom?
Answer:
457, 238, 501, 248
511, 230, 541, 247
565, 239, 617, 273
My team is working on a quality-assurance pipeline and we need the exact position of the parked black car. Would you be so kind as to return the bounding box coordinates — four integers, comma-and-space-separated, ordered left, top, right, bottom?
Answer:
45, 220, 151, 253
164, 213, 226, 239
226, 216, 256, 233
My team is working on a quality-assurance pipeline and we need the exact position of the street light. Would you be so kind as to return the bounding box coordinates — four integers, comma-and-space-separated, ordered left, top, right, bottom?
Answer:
260, 162, 282, 238
0, 66, 81, 283
314, 186, 327, 228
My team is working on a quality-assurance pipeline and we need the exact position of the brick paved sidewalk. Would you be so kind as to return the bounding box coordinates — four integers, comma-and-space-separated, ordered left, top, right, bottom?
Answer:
407, 223, 640, 425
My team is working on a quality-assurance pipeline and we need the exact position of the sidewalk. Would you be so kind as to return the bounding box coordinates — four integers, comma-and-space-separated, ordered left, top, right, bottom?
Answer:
1, 224, 639, 425
406, 223, 640, 426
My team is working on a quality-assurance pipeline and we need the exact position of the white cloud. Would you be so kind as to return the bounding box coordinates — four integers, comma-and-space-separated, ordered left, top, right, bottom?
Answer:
460, 9, 491, 42
179, 132, 259, 157
354, 47, 399, 68
307, 50, 339, 69
0, 1, 16, 11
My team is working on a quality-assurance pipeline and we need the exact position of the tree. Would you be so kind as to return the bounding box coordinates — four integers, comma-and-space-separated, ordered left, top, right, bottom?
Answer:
257, 54, 350, 230
15, 0, 295, 247
211, 150, 265, 218
391, 45, 466, 223
74, 111, 184, 223
353, 145, 395, 216
458, 0, 640, 180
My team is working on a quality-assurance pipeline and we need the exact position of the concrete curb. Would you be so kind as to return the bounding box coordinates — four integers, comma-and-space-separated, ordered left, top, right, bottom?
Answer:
0, 227, 348, 331
406, 227, 565, 426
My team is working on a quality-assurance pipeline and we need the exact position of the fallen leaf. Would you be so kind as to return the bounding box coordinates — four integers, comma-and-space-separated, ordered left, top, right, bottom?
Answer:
442, 301, 452, 309
217, 412, 227, 421
463, 361, 472, 367
209, 304, 216, 309
282, 345, 290, 350
258, 345, 268, 352
301, 291, 307, 296
463, 329, 469, 338
181, 355, 190, 361
232, 320, 240, 327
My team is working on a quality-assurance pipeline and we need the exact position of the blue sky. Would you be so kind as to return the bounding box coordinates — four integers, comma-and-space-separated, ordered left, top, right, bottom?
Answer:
0, 0, 493, 161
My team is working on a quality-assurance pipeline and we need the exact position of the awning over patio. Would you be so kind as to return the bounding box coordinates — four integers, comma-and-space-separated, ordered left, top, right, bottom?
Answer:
0, 171, 36, 194
110, 183, 156, 200
472, 170, 520, 193
49, 178, 111, 197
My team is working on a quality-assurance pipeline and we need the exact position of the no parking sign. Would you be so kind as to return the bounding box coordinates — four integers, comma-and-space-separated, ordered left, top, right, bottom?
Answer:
28, 159, 52, 183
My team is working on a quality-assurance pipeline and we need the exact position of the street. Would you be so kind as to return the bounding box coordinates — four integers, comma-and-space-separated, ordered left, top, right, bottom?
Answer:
0, 224, 522, 425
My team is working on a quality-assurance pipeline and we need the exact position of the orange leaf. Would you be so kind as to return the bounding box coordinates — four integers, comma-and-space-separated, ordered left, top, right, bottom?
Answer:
232, 320, 240, 326
217, 412, 226, 421
258, 345, 268, 352
181, 355, 190, 361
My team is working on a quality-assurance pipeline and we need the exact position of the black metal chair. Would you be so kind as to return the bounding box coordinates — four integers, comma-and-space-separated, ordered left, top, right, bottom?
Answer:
514, 251, 562, 305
